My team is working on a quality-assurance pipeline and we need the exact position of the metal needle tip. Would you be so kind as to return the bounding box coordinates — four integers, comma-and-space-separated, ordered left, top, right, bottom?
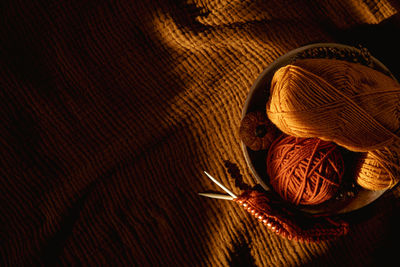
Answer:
198, 192, 234, 200
203, 171, 237, 198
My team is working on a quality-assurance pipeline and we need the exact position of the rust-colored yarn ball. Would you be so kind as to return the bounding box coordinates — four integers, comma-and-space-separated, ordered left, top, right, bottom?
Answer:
267, 135, 344, 205
239, 111, 279, 151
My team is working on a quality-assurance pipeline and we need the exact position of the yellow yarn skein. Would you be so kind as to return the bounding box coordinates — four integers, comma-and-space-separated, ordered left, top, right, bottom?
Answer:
266, 59, 400, 190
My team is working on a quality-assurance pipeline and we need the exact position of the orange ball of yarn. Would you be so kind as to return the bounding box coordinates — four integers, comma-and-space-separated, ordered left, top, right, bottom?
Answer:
267, 136, 344, 205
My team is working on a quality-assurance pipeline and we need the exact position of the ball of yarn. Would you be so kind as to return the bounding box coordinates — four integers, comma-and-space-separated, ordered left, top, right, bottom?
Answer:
267, 135, 344, 205
239, 111, 279, 151
355, 144, 400, 190
267, 59, 400, 151
266, 58, 400, 190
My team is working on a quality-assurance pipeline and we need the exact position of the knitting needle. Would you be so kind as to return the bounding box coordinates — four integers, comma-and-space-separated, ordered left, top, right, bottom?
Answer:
198, 193, 234, 201
202, 171, 237, 198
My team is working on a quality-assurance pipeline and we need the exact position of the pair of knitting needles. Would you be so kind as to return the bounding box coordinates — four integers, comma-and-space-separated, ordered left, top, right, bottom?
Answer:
198, 171, 237, 201
199, 171, 286, 234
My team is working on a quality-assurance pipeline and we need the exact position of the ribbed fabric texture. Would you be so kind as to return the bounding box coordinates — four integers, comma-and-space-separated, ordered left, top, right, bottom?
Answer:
1, 0, 400, 266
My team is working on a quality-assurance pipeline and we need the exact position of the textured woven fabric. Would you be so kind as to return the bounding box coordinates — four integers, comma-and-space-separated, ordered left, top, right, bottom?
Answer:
1, 1, 400, 266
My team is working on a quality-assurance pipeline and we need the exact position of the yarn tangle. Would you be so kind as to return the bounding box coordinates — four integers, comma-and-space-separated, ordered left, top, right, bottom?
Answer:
267, 135, 344, 205
267, 59, 400, 190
